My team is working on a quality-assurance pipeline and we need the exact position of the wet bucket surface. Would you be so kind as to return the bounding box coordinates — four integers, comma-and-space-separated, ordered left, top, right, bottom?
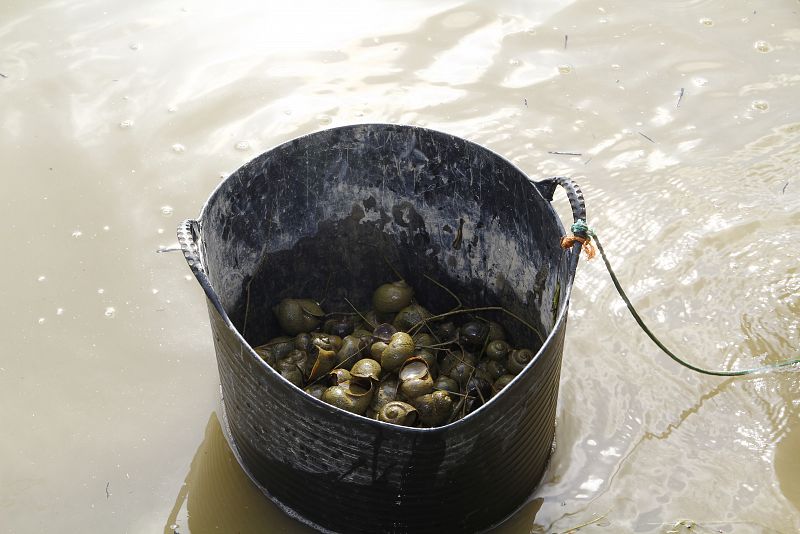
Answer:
179, 123, 581, 533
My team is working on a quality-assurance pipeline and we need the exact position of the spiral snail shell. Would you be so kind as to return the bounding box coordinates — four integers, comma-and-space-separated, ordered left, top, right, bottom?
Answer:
377, 401, 418, 426
412, 390, 453, 427
507, 348, 534, 374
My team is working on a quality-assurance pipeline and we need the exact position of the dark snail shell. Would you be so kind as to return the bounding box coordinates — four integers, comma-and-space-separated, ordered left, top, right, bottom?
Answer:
336, 335, 367, 370
298, 299, 325, 318
378, 401, 418, 426
492, 374, 515, 394
372, 280, 414, 314
507, 348, 534, 374
485, 340, 511, 361
277, 349, 308, 374
440, 350, 477, 377
362, 310, 381, 330
351, 329, 374, 344
350, 358, 382, 382
312, 333, 343, 353
380, 331, 415, 372
459, 321, 489, 350
323, 316, 355, 338
294, 332, 313, 352
279, 367, 304, 387
392, 304, 432, 332
253, 336, 293, 367
464, 375, 492, 414
321, 380, 374, 415
398, 358, 434, 400
442, 351, 477, 388
370, 376, 399, 413
433, 375, 459, 395
435, 321, 458, 343
413, 390, 453, 427
412, 332, 435, 349
274, 298, 323, 336
485, 359, 508, 381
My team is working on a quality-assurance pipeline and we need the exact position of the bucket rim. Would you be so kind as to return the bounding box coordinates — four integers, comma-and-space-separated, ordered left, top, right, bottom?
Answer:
183, 122, 580, 433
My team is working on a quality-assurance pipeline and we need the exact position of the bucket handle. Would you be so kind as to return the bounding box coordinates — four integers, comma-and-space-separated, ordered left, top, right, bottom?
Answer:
534, 176, 587, 225
177, 219, 235, 329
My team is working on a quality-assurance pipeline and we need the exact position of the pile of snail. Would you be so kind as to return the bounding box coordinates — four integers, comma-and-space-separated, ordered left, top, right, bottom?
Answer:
252, 280, 536, 427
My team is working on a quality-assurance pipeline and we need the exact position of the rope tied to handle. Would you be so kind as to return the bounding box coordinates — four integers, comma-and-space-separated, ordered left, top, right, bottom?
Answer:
561, 219, 596, 259
562, 221, 800, 377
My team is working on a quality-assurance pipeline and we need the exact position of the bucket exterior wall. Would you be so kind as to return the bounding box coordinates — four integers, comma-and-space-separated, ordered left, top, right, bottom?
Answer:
184, 124, 580, 533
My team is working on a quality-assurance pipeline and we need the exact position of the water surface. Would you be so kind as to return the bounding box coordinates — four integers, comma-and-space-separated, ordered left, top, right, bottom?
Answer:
1, 0, 798, 532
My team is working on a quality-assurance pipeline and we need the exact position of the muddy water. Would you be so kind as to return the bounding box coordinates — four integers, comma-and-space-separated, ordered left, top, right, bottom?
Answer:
1, 0, 798, 532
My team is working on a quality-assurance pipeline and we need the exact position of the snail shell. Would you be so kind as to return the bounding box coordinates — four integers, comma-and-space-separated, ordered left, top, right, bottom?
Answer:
294, 333, 313, 352
413, 390, 453, 427
369, 376, 399, 413
459, 321, 489, 350
440, 350, 477, 377
380, 331, 415, 372
274, 298, 323, 336
392, 304, 432, 332
433, 375, 459, 395
253, 336, 293, 367
279, 367, 304, 387
312, 333, 343, 353
414, 348, 438, 379
485, 340, 511, 361
350, 358, 382, 383
412, 332, 435, 349
398, 358, 434, 400
328, 368, 352, 385
321, 380, 374, 415
507, 348, 534, 374
372, 322, 397, 343
435, 321, 458, 343
336, 335, 367, 370
378, 401, 418, 426
276, 349, 308, 386
370, 341, 388, 359
323, 316, 355, 338
492, 374, 515, 394
372, 280, 414, 314
485, 359, 508, 381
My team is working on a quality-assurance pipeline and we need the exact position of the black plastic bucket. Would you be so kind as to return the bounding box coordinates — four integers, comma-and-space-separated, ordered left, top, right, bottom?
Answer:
178, 123, 585, 533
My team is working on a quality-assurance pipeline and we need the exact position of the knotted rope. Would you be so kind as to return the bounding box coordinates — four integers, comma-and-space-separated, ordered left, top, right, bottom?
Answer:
560, 219, 596, 259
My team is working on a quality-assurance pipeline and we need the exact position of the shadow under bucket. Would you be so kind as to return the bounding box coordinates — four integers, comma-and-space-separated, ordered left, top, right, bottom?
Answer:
178, 123, 584, 533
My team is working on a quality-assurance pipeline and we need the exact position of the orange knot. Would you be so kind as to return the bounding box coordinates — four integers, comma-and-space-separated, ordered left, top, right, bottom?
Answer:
560, 235, 596, 260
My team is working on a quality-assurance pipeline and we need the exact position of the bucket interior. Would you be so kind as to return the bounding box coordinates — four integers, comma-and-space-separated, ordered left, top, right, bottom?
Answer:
198, 124, 571, 356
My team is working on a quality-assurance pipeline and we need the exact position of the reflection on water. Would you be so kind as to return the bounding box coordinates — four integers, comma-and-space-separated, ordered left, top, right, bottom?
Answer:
164, 414, 314, 534
166, 413, 543, 534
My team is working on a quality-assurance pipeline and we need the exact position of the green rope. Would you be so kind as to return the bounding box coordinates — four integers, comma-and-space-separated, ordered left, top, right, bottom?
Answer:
585, 226, 800, 377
